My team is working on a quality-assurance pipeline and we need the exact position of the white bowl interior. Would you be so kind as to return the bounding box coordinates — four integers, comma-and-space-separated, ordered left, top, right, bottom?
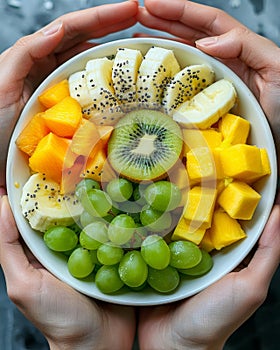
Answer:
7, 38, 278, 305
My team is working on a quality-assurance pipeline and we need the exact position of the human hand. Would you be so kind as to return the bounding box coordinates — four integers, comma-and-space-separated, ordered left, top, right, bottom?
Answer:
0, 0, 138, 187
137, 0, 280, 167
0, 192, 136, 350
138, 194, 280, 350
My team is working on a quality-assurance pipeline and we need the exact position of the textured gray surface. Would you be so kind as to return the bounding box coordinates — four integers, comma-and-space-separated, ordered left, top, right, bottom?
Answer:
1, 0, 280, 349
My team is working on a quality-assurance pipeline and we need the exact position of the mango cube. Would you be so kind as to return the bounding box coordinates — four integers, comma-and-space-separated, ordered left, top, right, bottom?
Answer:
218, 181, 261, 220
245, 148, 271, 183
186, 147, 217, 183
182, 128, 222, 154
199, 229, 215, 252
220, 144, 262, 180
183, 186, 217, 229
207, 209, 246, 250
172, 217, 206, 244
219, 113, 250, 144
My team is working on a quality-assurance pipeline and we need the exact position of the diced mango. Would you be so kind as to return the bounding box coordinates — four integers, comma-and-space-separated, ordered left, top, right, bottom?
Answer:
207, 209, 246, 250
43, 96, 82, 137
218, 181, 261, 220
29, 132, 77, 183
199, 229, 215, 252
168, 161, 190, 190
186, 147, 217, 184
81, 148, 116, 183
182, 128, 222, 154
219, 144, 262, 180
183, 186, 217, 229
15, 113, 49, 156
71, 118, 101, 156
245, 148, 271, 183
218, 113, 250, 144
38, 80, 70, 108
172, 216, 206, 244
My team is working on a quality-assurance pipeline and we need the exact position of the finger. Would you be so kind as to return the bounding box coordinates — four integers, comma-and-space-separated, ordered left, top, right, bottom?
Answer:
0, 196, 32, 287
246, 202, 280, 288
53, 1, 138, 53
195, 27, 280, 71
138, 0, 242, 41
0, 22, 65, 103
133, 32, 193, 46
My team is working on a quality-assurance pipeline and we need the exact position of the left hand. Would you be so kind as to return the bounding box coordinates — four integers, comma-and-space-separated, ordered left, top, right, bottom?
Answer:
0, 0, 138, 187
0, 193, 136, 350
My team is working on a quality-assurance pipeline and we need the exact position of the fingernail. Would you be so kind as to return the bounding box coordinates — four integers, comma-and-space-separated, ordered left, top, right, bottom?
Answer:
42, 21, 63, 36
195, 36, 218, 47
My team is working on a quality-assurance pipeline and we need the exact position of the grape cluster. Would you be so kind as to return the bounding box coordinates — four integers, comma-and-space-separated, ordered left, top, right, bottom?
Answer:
43, 178, 213, 294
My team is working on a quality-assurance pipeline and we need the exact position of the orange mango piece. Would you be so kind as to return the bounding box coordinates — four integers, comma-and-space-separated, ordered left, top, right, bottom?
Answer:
218, 113, 250, 145
15, 113, 49, 156
71, 119, 101, 156
182, 128, 222, 154
29, 132, 76, 184
38, 80, 70, 108
43, 96, 82, 137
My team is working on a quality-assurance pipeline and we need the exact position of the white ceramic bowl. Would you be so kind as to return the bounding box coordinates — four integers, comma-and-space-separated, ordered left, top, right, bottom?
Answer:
7, 38, 277, 306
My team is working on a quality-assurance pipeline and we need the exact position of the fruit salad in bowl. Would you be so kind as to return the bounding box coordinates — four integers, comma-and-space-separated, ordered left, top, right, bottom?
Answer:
7, 38, 277, 305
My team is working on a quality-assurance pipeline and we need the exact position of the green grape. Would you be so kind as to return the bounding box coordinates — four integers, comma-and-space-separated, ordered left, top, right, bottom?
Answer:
75, 178, 100, 199
44, 226, 78, 252
119, 250, 148, 288
106, 178, 133, 202
89, 249, 101, 265
97, 243, 124, 265
169, 240, 202, 269
133, 183, 148, 205
108, 214, 136, 245
140, 206, 172, 232
67, 247, 95, 278
147, 266, 180, 293
141, 235, 170, 270
80, 221, 108, 250
117, 201, 142, 223
80, 210, 96, 227
103, 206, 121, 223
80, 189, 112, 217
95, 265, 124, 294
144, 181, 182, 211
179, 249, 213, 276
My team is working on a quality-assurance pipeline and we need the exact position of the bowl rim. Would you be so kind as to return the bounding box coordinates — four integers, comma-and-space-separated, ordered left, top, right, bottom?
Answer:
7, 37, 278, 306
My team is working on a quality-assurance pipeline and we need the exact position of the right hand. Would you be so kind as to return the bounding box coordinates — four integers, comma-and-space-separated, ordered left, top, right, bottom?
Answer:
137, 0, 280, 165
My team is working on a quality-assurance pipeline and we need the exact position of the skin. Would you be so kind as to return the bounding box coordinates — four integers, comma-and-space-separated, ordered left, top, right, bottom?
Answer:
0, 1, 280, 349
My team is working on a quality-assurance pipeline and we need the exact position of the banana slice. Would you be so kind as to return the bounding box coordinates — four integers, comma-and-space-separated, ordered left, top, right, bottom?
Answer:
68, 71, 92, 109
21, 173, 83, 232
173, 79, 237, 129
162, 64, 215, 114
136, 46, 180, 107
112, 48, 143, 104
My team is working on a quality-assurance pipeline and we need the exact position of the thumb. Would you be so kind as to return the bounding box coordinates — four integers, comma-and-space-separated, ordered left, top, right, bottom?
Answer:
0, 21, 64, 87
195, 27, 279, 71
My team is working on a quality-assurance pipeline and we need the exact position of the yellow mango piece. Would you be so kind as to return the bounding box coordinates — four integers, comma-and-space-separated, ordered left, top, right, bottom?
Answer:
71, 119, 101, 156
218, 181, 261, 220
207, 209, 246, 250
172, 217, 206, 245
182, 128, 222, 154
245, 148, 271, 183
38, 80, 70, 108
183, 186, 217, 229
218, 113, 250, 144
219, 144, 262, 180
43, 96, 82, 137
168, 161, 190, 190
199, 229, 215, 252
16, 112, 49, 156
29, 132, 76, 184
186, 147, 217, 184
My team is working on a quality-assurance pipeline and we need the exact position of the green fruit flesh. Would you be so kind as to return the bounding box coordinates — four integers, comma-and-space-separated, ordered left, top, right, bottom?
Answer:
108, 109, 183, 181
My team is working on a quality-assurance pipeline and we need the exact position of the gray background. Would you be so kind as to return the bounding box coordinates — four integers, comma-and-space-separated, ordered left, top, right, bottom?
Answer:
1, 0, 280, 349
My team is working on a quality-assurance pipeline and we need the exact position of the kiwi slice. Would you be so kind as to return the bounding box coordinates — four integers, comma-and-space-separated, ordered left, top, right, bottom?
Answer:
107, 109, 183, 181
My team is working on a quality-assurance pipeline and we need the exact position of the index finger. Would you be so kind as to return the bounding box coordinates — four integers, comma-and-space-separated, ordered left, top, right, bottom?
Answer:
138, 0, 244, 41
